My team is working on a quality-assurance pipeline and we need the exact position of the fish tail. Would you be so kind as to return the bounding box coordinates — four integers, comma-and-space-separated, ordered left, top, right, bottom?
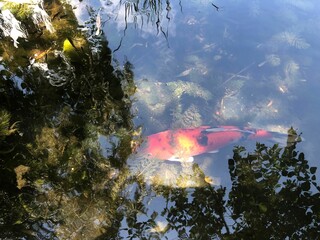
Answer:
247, 129, 273, 140
246, 128, 303, 147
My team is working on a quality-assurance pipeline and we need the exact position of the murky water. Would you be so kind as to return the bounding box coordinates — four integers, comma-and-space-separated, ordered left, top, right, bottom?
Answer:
1, 0, 320, 239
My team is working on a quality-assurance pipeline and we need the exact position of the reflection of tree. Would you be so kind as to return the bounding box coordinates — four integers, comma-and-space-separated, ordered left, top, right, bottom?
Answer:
112, 0, 175, 51
115, 129, 320, 239
0, 1, 137, 239
228, 128, 320, 239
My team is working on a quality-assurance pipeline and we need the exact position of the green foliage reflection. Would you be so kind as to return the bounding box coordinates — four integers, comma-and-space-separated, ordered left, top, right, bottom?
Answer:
111, 128, 320, 240
0, 1, 138, 239
227, 128, 319, 239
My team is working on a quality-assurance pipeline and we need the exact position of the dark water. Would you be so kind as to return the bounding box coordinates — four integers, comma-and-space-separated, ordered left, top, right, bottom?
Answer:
0, 0, 320, 239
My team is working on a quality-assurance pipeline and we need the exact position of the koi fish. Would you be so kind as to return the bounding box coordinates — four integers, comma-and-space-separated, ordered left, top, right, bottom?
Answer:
142, 126, 274, 162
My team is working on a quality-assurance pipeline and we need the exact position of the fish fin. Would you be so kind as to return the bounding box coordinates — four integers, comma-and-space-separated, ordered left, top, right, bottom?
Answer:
186, 157, 194, 162
204, 126, 254, 134
208, 150, 219, 154
167, 156, 194, 163
204, 127, 230, 132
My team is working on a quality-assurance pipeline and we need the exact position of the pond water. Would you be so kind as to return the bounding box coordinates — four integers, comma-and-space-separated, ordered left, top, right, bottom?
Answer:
100, 0, 320, 187
1, 0, 320, 239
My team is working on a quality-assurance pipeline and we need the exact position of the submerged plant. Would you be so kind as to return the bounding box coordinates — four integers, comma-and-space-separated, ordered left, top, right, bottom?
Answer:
167, 80, 212, 101
0, 110, 18, 142
272, 31, 310, 50
171, 104, 202, 129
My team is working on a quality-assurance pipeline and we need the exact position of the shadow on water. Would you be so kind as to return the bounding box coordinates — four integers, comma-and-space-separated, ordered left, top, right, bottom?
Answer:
0, 0, 320, 239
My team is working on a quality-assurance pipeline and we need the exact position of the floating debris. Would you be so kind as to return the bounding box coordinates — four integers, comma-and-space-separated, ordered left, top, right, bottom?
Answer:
176, 67, 194, 77
203, 43, 216, 52
220, 62, 254, 87
14, 165, 30, 189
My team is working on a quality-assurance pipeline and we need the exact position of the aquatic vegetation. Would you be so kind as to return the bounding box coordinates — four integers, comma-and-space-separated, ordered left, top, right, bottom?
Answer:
251, 98, 281, 124
171, 104, 203, 129
270, 59, 301, 94
135, 79, 173, 116
249, 0, 261, 17
130, 148, 217, 188
135, 78, 211, 132
0, 1, 55, 47
258, 54, 281, 67
30, 126, 67, 166
136, 161, 214, 188
272, 31, 310, 49
1, 2, 33, 19
167, 80, 212, 101
0, 110, 18, 142
54, 195, 113, 239
0, 9, 28, 47
223, 79, 245, 97
185, 15, 199, 25
214, 77, 247, 122
223, 25, 233, 40
284, 59, 299, 79
180, 54, 210, 82
217, 93, 246, 121
0, 1, 140, 238
282, 0, 314, 11
129, 155, 161, 181
151, 163, 180, 187
14, 165, 30, 189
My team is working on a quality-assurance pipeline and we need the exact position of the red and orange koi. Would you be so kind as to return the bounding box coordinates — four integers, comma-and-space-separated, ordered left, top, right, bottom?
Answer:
142, 126, 273, 162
